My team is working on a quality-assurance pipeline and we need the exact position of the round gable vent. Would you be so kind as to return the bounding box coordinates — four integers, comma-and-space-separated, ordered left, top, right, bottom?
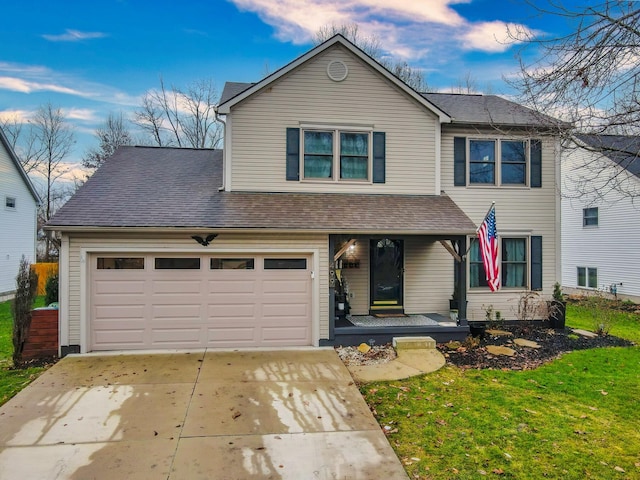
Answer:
327, 60, 348, 82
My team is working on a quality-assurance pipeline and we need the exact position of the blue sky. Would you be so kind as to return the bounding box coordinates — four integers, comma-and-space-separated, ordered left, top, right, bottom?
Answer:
0, 0, 574, 170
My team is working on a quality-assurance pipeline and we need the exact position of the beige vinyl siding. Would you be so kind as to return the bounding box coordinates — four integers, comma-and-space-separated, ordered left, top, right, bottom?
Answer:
65, 232, 329, 346
404, 238, 453, 315
230, 44, 438, 194
441, 128, 559, 320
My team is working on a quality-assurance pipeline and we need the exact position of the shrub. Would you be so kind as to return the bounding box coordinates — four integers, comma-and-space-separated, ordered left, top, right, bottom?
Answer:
45, 273, 59, 305
11, 256, 39, 365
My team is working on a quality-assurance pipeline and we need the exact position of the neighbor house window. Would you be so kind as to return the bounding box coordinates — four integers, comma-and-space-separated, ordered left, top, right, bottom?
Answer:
583, 207, 598, 226
469, 237, 528, 288
303, 129, 370, 181
468, 139, 529, 186
5, 196, 16, 209
577, 267, 598, 288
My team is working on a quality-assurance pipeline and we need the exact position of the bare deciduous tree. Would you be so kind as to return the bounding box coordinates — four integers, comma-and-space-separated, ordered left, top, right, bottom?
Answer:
1, 114, 43, 175
315, 23, 430, 92
509, 1, 640, 199
134, 77, 222, 149
82, 112, 132, 170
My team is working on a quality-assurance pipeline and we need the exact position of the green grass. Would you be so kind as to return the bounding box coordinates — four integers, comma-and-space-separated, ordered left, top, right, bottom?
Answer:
566, 302, 640, 343
0, 296, 48, 406
363, 302, 640, 479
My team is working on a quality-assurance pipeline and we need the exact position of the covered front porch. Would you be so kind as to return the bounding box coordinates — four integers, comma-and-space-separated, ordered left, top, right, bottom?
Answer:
321, 234, 472, 346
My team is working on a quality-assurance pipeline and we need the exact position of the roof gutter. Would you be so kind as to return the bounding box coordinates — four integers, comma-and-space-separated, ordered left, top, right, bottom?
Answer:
214, 106, 226, 191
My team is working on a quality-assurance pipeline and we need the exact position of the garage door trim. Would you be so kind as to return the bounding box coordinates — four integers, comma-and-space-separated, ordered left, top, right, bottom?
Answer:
79, 247, 320, 353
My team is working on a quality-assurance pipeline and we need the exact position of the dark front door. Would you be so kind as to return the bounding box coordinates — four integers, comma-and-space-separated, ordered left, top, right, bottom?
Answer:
370, 238, 404, 313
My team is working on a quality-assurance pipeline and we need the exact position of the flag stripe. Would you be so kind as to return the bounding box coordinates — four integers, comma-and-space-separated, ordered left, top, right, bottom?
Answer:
477, 205, 500, 291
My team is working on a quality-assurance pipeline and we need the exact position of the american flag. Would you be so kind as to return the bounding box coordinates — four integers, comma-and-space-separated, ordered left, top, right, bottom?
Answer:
477, 204, 500, 291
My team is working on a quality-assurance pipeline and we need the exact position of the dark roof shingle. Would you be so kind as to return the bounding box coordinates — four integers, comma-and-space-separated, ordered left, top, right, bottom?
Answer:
576, 134, 640, 178
48, 146, 476, 233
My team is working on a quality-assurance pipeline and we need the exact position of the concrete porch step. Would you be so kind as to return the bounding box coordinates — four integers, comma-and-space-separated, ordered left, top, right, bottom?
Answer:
393, 336, 436, 350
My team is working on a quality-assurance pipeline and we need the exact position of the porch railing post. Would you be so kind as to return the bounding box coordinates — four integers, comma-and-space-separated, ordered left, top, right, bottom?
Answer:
458, 236, 468, 325
328, 235, 336, 340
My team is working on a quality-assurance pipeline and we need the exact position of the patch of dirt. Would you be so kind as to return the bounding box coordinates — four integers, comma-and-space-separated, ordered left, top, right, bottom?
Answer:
9, 356, 59, 370
335, 344, 397, 366
439, 323, 634, 370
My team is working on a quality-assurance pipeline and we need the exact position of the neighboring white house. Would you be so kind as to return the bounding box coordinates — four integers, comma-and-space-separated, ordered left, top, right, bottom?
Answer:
0, 127, 40, 297
562, 134, 640, 301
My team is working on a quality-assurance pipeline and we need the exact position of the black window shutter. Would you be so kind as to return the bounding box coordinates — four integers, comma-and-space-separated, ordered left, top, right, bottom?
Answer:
286, 128, 300, 181
454, 137, 466, 186
531, 236, 543, 291
372, 131, 386, 183
530, 139, 542, 188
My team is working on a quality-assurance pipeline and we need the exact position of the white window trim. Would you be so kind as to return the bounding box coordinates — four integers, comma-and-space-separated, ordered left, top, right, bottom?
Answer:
582, 207, 599, 227
577, 266, 598, 289
300, 126, 373, 183
468, 235, 530, 291
467, 137, 530, 188
5, 196, 16, 210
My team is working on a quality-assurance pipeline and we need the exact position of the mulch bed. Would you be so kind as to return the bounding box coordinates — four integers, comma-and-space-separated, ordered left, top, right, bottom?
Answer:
438, 323, 634, 370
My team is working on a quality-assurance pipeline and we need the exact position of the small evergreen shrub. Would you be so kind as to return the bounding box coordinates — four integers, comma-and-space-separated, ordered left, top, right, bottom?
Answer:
45, 273, 59, 305
11, 256, 39, 365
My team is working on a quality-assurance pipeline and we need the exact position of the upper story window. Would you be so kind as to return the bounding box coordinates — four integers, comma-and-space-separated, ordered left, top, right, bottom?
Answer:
583, 207, 598, 227
455, 137, 541, 188
303, 129, 370, 181
287, 127, 385, 184
5, 196, 16, 210
469, 139, 528, 186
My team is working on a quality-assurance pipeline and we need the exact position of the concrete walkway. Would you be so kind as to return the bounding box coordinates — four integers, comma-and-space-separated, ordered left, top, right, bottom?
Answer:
0, 350, 408, 479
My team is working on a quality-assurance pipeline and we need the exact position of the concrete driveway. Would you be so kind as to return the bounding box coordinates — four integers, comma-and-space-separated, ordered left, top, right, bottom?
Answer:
0, 349, 408, 479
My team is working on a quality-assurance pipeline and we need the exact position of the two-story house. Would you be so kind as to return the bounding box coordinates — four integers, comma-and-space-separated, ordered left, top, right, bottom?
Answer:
47, 35, 561, 354
0, 127, 40, 298
562, 134, 640, 301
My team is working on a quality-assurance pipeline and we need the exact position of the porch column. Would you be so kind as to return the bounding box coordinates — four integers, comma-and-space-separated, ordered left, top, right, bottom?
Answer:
328, 235, 336, 340
457, 236, 468, 325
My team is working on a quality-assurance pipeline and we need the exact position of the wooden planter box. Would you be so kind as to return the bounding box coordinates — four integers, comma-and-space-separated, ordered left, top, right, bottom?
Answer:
22, 308, 59, 360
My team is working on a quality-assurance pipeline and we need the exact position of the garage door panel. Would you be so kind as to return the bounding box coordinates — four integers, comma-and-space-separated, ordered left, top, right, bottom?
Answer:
151, 328, 203, 344
151, 304, 202, 319
208, 279, 257, 294
94, 329, 146, 346
262, 279, 309, 294
94, 280, 146, 295
208, 304, 257, 318
95, 304, 146, 318
152, 280, 202, 295
91, 254, 312, 350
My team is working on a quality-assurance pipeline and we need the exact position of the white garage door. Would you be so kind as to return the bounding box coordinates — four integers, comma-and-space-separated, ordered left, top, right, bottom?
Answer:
90, 254, 312, 350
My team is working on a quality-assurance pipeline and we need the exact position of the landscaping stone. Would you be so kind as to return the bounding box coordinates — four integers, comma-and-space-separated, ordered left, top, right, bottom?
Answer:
514, 338, 541, 349
357, 343, 371, 354
572, 329, 598, 338
486, 345, 516, 357
486, 329, 513, 337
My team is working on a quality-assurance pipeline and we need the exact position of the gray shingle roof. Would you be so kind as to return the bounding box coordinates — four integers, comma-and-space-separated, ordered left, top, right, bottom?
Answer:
576, 134, 640, 178
48, 146, 476, 234
219, 82, 560, 128
423, 93, 560, 127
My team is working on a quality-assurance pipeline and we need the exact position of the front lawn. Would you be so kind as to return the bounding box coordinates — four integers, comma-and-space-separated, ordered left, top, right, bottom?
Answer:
0, 297, 49, 406
363, 303, 640, 479
566, 301, 640, 343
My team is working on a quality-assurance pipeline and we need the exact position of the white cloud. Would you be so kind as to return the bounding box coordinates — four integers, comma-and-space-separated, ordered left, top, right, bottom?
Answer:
0, 62, 140, 106
0, 109, 33, 123
229, 0, 531, 58
42, 29, 107, 42
0, 76, 83, 95
63, 108, 99, 122
462, 21, 532, 53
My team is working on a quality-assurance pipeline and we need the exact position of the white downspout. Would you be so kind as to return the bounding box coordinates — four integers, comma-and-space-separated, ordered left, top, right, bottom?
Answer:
214, 107, 227, 191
